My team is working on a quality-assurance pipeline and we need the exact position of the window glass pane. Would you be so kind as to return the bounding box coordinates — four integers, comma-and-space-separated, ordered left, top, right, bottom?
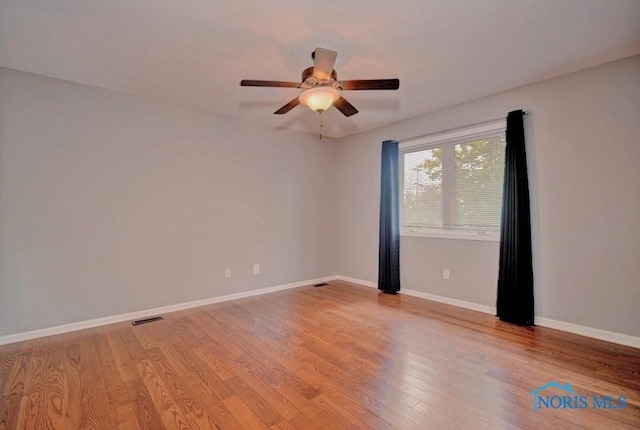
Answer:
402, 147, 442, 229
453, 136, 505, 232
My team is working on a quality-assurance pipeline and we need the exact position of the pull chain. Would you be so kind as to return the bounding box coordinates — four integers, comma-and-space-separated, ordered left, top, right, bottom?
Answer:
319, 111, 323, 140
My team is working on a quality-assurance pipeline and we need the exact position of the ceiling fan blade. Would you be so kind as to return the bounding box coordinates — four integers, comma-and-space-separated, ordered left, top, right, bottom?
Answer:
274, 97, 301, 115
333, 96, 358, 117
340, 79, 400, 91
241, 80, 300, 88
312, 48, 338, 80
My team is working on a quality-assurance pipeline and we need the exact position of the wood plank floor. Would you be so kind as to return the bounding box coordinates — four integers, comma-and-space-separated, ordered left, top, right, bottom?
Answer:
1, 280, 639, 429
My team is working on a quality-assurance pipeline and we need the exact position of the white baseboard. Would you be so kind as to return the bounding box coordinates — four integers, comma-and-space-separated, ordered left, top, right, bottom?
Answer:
0, 276, 335, 346
535, 317, 640, 350
335, 275, 496, 314
3, 275, 638, 350
333, 275, 640, 350
402, 289, 497, 315
334, 275, 377, 288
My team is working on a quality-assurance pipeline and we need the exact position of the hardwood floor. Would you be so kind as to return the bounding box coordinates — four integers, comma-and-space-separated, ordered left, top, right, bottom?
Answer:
1, 280, 639, 429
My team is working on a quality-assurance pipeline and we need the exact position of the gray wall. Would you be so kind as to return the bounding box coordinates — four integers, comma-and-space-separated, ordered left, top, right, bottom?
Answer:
2, 56, 639, 340
336, 55, 640, 337
0, 68, 338, 336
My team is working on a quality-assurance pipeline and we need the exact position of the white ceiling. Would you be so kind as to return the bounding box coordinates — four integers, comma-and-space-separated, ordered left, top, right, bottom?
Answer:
1, 1, 639, 138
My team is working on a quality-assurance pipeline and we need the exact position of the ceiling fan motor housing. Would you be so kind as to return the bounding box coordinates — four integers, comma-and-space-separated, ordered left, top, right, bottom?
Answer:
301, 67, 339, 89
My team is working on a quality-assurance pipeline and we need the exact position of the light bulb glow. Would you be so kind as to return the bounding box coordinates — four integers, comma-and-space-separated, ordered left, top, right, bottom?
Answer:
299, 86, 340, 112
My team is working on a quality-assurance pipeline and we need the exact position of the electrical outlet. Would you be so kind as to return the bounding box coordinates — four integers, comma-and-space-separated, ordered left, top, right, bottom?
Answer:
253, 264, 260, 275
225, 268, 232, 278
443, 269, 450, 280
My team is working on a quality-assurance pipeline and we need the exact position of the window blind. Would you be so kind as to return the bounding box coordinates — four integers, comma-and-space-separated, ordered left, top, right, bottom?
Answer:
400, 124, 506, 236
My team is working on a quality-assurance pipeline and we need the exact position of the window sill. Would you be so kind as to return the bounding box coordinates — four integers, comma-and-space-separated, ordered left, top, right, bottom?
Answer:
401, 230, 500, 242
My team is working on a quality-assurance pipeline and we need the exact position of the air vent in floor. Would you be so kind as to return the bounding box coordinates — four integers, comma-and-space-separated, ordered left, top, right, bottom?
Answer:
132, 316, 163, 326
313, 282, 330, 287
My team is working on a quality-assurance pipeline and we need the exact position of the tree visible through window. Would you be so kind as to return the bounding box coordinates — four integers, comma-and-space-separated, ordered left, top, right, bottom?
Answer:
400, 123, 506, 237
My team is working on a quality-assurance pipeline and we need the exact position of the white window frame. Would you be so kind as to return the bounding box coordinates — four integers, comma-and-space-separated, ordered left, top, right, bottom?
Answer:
399, 120, 506, 242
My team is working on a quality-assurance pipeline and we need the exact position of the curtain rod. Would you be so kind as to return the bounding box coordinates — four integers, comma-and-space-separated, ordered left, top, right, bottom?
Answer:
398, 110, 528, 144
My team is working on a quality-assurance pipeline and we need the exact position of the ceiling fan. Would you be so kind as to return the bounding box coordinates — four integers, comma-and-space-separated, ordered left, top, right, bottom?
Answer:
240, 47, 399, 117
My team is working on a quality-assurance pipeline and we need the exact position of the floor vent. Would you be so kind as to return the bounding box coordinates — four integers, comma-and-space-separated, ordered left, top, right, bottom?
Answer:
132, 316, 163, 326
313, 282, 330, 287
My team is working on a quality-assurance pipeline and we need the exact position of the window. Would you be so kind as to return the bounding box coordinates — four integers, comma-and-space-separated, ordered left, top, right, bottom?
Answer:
399, 121, 506, 240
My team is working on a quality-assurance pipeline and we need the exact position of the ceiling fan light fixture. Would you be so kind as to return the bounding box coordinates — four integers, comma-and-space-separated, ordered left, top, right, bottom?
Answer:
299, 86, 340, 113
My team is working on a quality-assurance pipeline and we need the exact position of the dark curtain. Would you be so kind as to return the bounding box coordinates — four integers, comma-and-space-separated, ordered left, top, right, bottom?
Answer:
378, 140, 400, 294
497, 110, 534, 325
